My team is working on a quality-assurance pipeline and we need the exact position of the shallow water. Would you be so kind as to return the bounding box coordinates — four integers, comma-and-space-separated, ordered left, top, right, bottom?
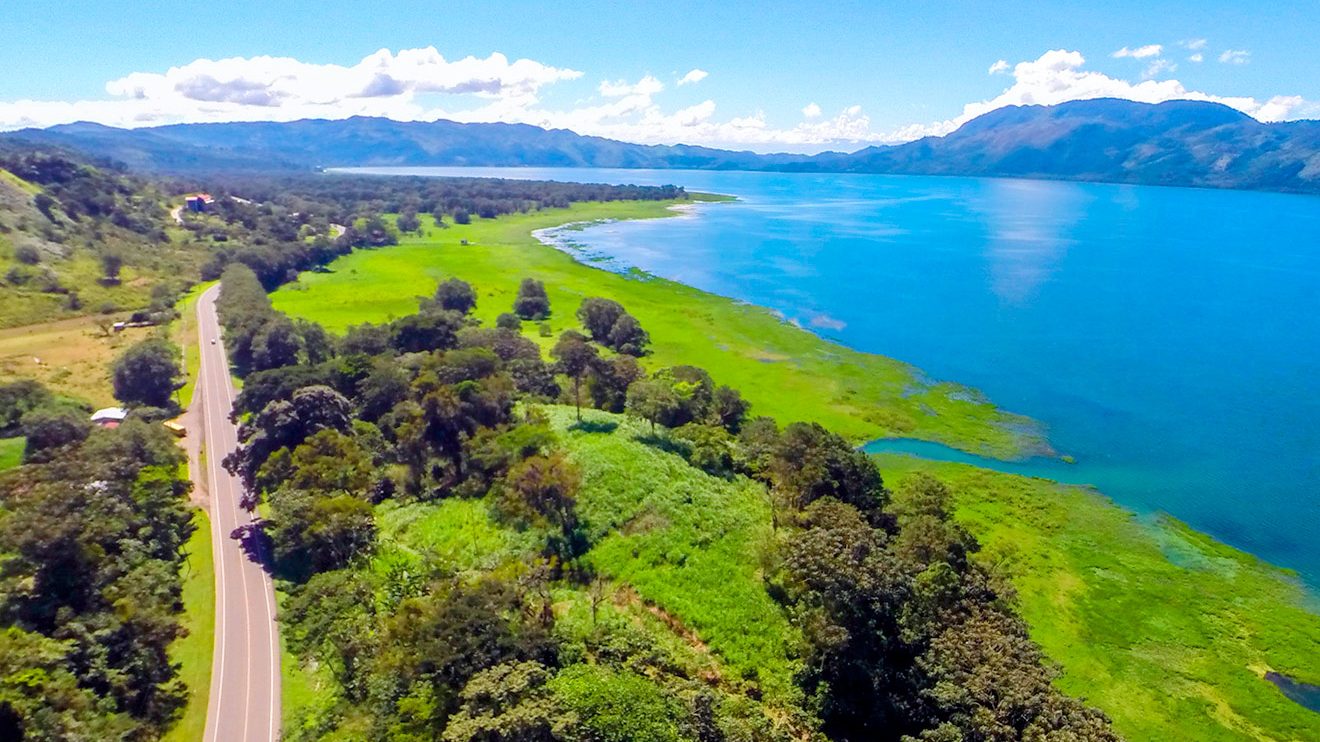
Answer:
346, 166, 1320, 587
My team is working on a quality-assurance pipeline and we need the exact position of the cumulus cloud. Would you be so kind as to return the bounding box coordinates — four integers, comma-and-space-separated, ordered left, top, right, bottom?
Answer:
1183, 39, 1208, 51
0, 44, 1316, 152
889, 49, 1319, 141
1112, 44, 1163, 59
1188, 53, 1204, 63
676, 68, 708, 86
1220, 49, 1250, 64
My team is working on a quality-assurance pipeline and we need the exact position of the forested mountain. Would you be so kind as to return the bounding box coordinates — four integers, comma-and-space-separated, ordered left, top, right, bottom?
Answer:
6, 99, 1320, 193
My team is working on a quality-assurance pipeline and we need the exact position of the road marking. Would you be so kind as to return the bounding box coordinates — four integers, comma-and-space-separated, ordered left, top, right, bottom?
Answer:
199, 285, 281, 741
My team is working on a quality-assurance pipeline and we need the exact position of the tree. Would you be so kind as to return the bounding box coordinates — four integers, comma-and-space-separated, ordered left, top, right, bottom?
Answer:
442, 661, 571, 742
268, 488, 376, 576
711, 385, 750, 433
576, 297, 625, 342
0, 379, 53, 434
589, 355, 644, 413
625, 378, 681, 432
391, 309, 464, 353
297, 319, 335, 364
551, 331, 598, 421
514, 278, 551, 320
20, 406, 91, 461
112, 338, 182, 408
100, 251, 124, 283
434, 278, 477, 315
769, 422, 889, 517
251, 316, 303, 371
396, 211, 421, 233
606, 312, 650, 356
496, 312, 522, 331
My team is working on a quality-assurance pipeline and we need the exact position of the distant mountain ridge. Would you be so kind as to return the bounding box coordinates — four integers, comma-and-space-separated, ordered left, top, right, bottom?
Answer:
6, 99, 1320, 194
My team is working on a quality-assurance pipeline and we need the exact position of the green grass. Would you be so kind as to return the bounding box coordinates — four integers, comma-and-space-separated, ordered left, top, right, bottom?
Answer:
876, 455, 1320, 741
0, 437, 22, 471
269, 199, 1320, 738
271, 202, 1041, 459
549, 406, 799, 702
373, 497, 541, 577
163, 509, 215, 742
173, 280, 214, 407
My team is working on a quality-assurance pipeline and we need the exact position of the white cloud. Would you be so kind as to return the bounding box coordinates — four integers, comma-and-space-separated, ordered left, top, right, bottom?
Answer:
1143, 59, 1177, 78
598, 75, 664, 98
1220, 49, 1250, 64
1112, 44, 1163, 59
889, 49, 1318, 141
988, 59, 1011, 75
0, 45, 1316, 152
1183, 38, 1208, 51
1188, 53, 1204, 63
676, 68, 708, 86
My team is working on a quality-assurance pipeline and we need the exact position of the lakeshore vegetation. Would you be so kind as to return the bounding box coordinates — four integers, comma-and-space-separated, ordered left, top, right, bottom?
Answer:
267, 201, 1320, 740
0, 143, 1316, 740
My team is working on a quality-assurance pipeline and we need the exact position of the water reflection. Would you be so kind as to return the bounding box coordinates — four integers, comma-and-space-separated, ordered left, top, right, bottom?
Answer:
976, 179, 1087, 305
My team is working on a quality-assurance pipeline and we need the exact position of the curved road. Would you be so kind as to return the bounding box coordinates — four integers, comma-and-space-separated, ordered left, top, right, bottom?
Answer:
196, 284, 281, 742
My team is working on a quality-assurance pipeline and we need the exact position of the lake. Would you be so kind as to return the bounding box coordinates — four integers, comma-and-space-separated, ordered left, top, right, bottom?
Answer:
343, 166, 1320, 587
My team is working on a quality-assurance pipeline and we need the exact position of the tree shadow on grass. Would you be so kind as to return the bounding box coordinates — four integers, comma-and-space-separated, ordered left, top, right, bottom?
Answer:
634, 432, 692, 458
568, 419, 618, 434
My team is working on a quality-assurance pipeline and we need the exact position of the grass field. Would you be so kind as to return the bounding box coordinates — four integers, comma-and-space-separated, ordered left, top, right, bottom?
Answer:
0, 436, 22, 470
173, 281, 214, 407
271, 202, 1042, 459
877, 455, 1320, 741
0, 314, 156, 407
267, 200, 1320, 739
164, 509, 216, 742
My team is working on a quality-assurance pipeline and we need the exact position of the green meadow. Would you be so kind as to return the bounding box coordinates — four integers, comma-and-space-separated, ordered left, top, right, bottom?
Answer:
0, 436, 22, 471
877, 456, 1320, 741
271, 201, 1042, 459
270, 199, 1320, 739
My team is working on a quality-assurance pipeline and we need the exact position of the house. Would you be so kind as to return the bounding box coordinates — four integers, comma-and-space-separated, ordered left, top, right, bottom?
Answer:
185, 193, 216, 213
90, 407, 128, 429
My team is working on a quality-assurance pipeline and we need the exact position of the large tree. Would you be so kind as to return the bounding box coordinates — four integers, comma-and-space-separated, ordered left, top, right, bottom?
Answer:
551, 331, 598, 421
513, 278, 551, 320
112, 338, 183, 408
434, 278, 477, 315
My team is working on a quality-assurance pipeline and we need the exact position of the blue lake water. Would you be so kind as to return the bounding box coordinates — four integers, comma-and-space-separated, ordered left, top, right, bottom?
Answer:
346, 166, 1320, 587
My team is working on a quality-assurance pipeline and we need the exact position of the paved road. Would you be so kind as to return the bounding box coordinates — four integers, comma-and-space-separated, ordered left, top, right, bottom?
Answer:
196, 284, 281, 742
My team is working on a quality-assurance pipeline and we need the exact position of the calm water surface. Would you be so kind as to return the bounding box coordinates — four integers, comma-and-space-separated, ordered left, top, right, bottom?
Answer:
347, 166, 1320, 586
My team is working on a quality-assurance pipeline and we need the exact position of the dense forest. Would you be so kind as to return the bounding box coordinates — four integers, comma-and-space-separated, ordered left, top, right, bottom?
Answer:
212, 261, 1116, 741
0, 395, 195, 738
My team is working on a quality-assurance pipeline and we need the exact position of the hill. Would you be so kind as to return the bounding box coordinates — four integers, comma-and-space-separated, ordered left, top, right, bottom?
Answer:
6, 99, 1320, 193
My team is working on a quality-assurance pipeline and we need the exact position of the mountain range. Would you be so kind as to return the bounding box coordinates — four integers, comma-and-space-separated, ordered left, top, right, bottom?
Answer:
5, 98, 1320, 194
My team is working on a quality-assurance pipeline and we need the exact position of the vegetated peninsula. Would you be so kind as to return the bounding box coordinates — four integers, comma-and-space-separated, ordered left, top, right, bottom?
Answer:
0, 145, 1316, 740
10, 98, 1320, 194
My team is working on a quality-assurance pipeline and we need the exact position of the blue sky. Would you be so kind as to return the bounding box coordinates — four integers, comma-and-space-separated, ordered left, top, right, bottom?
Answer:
1, 0, 1316, 151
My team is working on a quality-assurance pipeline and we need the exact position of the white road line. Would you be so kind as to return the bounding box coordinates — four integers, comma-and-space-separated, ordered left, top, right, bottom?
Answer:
201, 289, 230, 742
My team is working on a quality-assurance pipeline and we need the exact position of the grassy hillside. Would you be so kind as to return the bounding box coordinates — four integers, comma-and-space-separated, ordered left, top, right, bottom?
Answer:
0, 436, 22, 470
0, 160, 201, 328
270, 200, 1320, 740
272, 203, 1041, 459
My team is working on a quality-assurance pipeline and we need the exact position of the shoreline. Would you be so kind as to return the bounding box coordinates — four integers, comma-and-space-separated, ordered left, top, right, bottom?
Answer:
269, 196, 1320, 738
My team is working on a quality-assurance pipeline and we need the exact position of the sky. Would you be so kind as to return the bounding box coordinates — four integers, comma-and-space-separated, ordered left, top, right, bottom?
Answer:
1, 0, 1317, 152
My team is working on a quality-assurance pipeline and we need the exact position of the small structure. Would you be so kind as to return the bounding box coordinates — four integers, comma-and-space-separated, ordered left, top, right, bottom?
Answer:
162, 421, 187, 438
90, 407, 128, 429
185, 193, 216, 213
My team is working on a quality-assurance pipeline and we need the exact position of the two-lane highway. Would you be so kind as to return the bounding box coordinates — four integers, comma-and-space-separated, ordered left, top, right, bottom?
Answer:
196, 283, 281, 742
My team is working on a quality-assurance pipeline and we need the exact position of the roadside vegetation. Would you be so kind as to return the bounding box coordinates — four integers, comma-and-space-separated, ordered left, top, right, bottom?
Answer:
220, 264, 1116, 740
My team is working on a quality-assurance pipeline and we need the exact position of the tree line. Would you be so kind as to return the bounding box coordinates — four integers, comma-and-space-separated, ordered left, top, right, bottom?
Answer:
212, 267, 1116, 741
0, 384, 195, 739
